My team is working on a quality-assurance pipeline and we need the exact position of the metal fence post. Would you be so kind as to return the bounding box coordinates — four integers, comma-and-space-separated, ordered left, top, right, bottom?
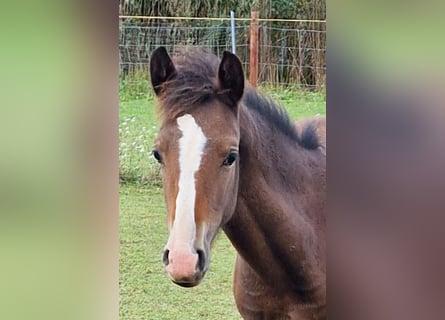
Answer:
230, 11, 236, 54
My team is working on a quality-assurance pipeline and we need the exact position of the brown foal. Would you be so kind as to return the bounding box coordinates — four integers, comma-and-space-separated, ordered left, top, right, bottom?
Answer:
150, 46, 326, 319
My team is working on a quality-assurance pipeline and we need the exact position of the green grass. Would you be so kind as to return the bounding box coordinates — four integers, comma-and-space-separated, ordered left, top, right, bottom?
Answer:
259, 86, 326, 119
119, 84, 325, 319
119, 98, 161, 186
120, 184, 241, 319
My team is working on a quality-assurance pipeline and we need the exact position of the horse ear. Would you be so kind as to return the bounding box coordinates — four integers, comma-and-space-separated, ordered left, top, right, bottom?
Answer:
217, 51, 244, 107
150, 47, 176, 96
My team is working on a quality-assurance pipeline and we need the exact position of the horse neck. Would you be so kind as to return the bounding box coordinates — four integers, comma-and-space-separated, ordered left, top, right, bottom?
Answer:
236, 102, 325, 222
224, 103, 326, 296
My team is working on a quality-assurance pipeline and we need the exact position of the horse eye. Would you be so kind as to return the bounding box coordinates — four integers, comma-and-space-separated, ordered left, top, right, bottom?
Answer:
222, 151, 238, 167
152, 149, 163, 164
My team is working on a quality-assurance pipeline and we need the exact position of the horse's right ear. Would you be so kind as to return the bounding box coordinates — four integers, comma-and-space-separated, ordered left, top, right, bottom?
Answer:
150, 47, 176, 96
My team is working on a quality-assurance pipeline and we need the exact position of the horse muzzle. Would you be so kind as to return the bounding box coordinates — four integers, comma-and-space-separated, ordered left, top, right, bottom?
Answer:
163, 245, 207, 287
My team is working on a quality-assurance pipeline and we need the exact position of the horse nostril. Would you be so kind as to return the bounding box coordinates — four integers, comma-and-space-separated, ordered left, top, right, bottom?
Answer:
196, 249, 206, 272
162, 249, 170, 266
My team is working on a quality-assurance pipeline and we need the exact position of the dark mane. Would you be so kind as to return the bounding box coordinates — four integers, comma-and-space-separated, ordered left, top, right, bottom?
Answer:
156, 47, 219, 119
155, 47, 319, 150
242, 89, 296, 141
299, 120, 321, 150
242, 89, 320, 150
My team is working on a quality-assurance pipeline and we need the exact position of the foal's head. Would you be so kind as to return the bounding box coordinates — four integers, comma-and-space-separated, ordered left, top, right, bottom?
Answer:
150, 47, 244, 287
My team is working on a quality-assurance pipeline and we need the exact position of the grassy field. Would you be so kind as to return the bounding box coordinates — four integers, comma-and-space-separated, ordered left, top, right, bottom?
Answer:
120, 184, 240, 319
119, 86, 325, 319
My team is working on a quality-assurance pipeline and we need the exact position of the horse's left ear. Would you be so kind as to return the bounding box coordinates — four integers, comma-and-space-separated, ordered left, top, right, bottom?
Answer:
217, 51, 244, 107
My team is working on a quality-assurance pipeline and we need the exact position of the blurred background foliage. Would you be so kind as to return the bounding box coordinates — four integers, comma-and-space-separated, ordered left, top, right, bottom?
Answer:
119, 0, 326, 89
119, 0, 325, 20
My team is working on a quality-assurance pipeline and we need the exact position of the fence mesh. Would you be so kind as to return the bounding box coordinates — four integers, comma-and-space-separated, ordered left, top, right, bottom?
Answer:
119, 17, 325, 89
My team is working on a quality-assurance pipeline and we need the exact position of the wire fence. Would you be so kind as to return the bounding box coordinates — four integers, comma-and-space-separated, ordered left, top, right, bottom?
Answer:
119, 16, 325, 89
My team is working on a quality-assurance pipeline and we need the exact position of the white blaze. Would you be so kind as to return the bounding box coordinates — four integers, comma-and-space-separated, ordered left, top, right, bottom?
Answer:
169, 114, 207, 247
